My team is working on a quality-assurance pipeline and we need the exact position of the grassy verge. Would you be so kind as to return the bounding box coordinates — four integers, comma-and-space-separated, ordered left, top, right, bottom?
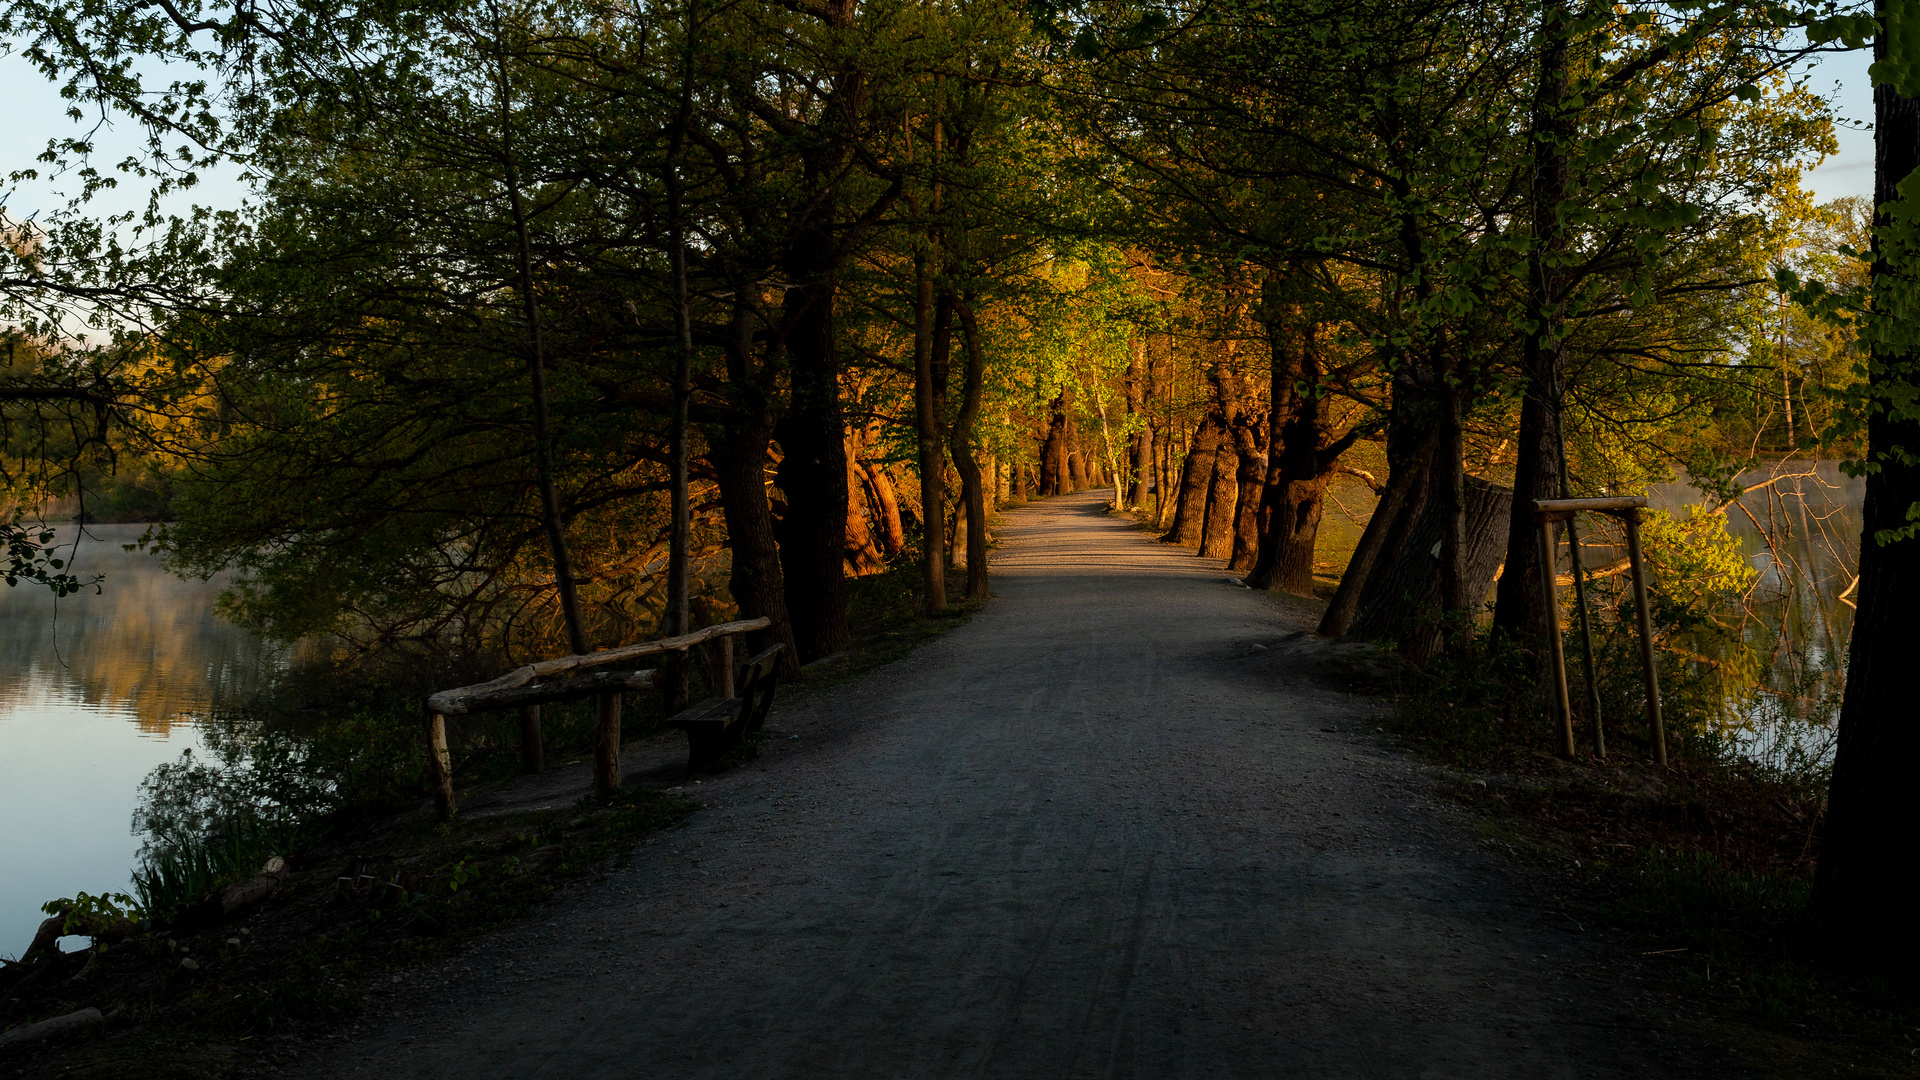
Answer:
1, 785, 693, 1078
1391, 647, 1920, 1078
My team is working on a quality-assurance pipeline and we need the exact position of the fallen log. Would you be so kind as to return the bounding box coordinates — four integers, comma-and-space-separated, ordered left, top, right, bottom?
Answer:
20, 916, 61, 964
0, 1008, 103, 1050
219, 856, 289, 916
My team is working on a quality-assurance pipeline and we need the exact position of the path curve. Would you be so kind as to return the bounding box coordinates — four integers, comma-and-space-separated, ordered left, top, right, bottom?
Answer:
284, 491, 1726, 1079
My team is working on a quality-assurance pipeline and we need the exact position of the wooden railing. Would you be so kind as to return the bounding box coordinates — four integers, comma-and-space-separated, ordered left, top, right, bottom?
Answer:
422, 617, 772, 820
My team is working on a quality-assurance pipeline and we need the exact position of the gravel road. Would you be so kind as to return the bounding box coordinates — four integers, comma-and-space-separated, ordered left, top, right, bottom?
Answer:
283, 490, 1732, 1079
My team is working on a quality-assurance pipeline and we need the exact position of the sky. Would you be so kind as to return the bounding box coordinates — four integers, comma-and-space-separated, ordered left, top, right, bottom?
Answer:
1802, 45, 1876, 203
0, 34, 1886, 241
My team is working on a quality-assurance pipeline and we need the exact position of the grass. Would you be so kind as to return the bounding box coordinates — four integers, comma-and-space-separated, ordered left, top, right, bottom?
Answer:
2, 784, 696, 1078
1388, 635, 1920, 1077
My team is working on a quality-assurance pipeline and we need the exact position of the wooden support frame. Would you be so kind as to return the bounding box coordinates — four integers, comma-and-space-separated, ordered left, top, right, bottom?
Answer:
1532, 496, 1665, 767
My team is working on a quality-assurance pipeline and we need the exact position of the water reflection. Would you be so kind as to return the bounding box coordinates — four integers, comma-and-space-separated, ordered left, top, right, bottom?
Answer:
0, 524, 274, 959
1649, 462, 1859, 761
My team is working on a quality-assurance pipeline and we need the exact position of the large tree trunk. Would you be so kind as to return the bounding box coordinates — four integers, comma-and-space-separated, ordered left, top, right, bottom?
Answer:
1227, 413, 1269, 573
1247, 297, 1338, 596
1491, 0, 1572, 652
776, 253, 851, 664
912, 256, 946, 615
1813, 21, 1920, 976
1198, 437, 1240, 560
1334, 404, 1439, 640
1437, 356, 1471, 645
1125, 337, 1154, 508
708, 415, 800, 677
1346, 476, 1512, 662
843, 445, 886, 576
1040, 394, 1071, 496
952, 297, 990, 598
1317, 431, 1432, 636
856, 454, 905, 555
1163, 413, 1224, 545
496, 66, 590, 656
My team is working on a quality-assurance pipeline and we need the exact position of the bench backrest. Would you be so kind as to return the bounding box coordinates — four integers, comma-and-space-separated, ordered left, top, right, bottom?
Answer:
738, 644, 784, 734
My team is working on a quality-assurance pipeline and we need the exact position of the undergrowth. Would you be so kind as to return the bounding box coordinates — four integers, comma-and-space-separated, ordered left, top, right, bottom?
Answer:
1389, 624, 1918, 1072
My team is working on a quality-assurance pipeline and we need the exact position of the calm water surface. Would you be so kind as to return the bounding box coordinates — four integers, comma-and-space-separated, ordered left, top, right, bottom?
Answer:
0, 525, 273, 960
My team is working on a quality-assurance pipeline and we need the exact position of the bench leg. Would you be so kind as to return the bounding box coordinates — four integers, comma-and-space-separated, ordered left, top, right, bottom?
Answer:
686, 725, 726, 776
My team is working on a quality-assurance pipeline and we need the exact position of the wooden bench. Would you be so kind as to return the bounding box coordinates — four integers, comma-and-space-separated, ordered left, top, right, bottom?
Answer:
666, 643, 784, 775
421, 617, 773, 820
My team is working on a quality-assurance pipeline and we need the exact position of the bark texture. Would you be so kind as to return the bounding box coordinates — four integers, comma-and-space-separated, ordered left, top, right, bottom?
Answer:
1226, 412, 1269, 573
1040, 393, 1073, 496
1197, 437, 1241, 560
777, 263, 852, 663
954, 297, 991, 597
1346, 477, 1512, 664
1490, 0, 1571, 652
1163, 414, 1225, 546
1813, 33, 1920, 975
844, 445, 886, 576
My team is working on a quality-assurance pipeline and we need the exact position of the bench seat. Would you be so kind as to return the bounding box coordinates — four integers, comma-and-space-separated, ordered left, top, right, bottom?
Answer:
664, 643, 783, 775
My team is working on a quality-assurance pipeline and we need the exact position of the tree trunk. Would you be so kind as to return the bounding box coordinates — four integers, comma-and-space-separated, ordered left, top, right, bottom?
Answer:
1198, 436, 1240, 560
1247, 299, 1328, 595
1125, 337, 1153, 508
1066, 436, 1088, 491
1337, 420, 1439, 639
1227, 413, 1269, 573
1347, 476, 1512, 662
494, 53, 589, 657
1437, 366, 1471, 643
857, 455, 905, 555
1318, 432, 1432, 636
776, 252, 851, 663
708, 414, 800, 677
913, 254, 946, 615
1163, 413, 1225, 546
1491, 0, 1572, 652
843, 445, 886, 576
1040, 394, 1071, 496
1813, 21, 1920, 975
954, 297, 990, 597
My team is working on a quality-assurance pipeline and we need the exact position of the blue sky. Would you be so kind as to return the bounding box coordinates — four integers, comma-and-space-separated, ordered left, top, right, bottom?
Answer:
1802, 45, 1876, 203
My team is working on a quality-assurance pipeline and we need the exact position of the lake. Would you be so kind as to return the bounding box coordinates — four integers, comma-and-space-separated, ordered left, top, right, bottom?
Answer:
0, 524, 274, 960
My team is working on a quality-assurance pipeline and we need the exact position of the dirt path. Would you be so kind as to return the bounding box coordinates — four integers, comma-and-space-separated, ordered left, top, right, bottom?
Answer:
283, 491, 1732, 1079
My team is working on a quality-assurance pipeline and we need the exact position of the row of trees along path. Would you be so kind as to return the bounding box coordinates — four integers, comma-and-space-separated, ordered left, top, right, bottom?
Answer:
281, 493, 1733, 1079
3, 0, 1919, 988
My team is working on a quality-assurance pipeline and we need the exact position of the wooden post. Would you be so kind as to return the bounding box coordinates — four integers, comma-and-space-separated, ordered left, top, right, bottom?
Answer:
594, 692, 623, 797
714, 634, 735, 699
1565, 514, 1605, 759
1622, 510, 1667, 768
425, 710, 456, 821
1536, 515, 1576, 758
519, 703, 544, 774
